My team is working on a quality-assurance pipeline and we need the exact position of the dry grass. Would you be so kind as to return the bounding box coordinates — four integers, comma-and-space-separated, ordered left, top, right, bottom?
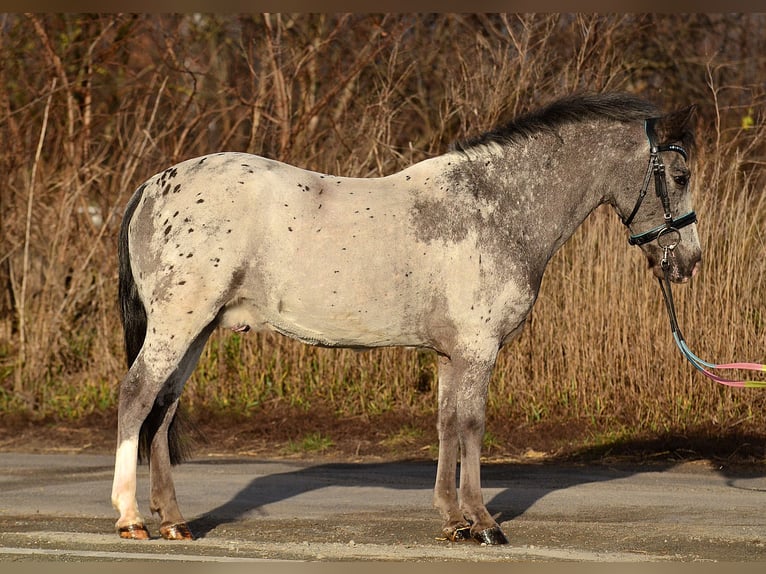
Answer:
1, 14, 765, 451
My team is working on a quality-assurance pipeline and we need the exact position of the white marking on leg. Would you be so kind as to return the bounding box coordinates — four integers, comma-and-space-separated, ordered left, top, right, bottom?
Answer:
111, 436, 143, 527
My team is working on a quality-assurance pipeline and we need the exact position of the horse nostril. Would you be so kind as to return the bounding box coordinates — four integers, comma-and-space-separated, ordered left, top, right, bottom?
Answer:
691, 259, 701, 278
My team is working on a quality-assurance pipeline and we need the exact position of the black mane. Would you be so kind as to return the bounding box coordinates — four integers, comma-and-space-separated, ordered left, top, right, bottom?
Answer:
452, 92, 660, 152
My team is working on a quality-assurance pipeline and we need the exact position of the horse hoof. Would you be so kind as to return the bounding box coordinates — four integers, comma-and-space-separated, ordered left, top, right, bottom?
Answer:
160, 522, 194, 540
473, 525, 509, 545
118, 523, 151, 540
445, 524, 472, 542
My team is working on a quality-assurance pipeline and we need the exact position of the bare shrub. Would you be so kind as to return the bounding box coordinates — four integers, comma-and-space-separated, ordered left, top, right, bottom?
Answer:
1, 14, 764, 446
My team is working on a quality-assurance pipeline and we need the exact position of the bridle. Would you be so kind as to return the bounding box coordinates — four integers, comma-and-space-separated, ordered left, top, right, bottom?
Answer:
621, 117, 696, 250
621, 118, 766, 388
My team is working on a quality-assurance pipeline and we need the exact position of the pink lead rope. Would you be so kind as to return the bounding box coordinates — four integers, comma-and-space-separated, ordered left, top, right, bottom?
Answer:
658, 258, 766, 388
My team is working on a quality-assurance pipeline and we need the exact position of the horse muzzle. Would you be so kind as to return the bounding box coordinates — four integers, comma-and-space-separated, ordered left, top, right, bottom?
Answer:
648, 245, 702, 283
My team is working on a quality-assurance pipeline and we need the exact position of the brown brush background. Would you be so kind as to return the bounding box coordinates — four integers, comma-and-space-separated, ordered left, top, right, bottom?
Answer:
1, 14, 764, 456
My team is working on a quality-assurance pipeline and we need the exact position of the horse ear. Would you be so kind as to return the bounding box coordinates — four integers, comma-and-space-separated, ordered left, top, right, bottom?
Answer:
656, 105, 696, 147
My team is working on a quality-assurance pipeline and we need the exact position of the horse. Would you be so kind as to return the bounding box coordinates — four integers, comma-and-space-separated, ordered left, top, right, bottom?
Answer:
111, 92, 702, 544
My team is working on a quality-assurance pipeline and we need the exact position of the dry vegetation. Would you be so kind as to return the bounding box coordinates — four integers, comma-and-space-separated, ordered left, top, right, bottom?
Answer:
1, 14, 765, 456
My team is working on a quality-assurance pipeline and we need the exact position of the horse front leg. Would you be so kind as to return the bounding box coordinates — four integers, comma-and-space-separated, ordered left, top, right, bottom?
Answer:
456, 363, 509, 545
433, 355, 470, 540
433, 350, 508, 545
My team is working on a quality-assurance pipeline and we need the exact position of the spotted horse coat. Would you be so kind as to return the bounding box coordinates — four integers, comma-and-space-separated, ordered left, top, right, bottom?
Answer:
112, 92, 701, 544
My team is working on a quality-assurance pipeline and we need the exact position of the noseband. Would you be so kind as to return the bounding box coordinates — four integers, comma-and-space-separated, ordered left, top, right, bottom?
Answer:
622, 118, 697, 249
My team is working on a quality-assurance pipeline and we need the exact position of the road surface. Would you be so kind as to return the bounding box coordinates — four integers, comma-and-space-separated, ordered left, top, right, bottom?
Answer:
1, 453, 766, 562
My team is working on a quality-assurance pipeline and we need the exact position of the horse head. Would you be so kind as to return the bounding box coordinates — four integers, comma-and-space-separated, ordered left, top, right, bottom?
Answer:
619, 105, 702, 283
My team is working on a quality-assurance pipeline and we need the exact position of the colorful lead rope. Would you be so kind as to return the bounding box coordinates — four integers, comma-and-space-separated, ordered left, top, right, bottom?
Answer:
658, 269, 766, 388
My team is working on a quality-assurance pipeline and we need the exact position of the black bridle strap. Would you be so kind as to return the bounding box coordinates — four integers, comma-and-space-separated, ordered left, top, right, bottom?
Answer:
657, 143, 687, 161
621, 157, 654, 228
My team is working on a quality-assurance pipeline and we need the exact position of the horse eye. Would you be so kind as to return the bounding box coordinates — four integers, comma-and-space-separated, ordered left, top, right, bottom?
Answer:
673, 174, 689, 187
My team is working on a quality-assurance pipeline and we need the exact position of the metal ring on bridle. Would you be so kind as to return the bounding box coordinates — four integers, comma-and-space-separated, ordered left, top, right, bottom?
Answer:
656, 226, 681, 251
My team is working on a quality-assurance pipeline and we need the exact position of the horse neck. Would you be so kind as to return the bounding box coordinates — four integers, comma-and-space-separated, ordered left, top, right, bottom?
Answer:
450, 122, 642, 261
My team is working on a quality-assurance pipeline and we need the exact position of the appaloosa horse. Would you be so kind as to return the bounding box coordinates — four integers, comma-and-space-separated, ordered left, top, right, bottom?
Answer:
112, 92, 701, 544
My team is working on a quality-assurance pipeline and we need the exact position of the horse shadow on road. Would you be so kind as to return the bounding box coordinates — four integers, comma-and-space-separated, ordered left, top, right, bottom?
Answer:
186, 430, 766, 539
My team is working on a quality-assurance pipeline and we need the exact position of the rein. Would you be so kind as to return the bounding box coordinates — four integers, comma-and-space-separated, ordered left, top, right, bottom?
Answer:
625, 118, 766, 388
658, 260, 766, 388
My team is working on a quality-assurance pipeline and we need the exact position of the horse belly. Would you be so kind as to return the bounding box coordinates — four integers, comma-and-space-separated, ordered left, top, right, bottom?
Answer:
249, 188, 435, 347
221, 289, 424, 349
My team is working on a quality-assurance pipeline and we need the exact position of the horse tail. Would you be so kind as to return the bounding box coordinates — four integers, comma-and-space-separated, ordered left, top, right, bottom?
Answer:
118, 183, 148, 369
118, 183, 192, 466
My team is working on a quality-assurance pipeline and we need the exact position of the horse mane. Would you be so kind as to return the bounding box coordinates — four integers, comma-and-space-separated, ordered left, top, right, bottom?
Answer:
452, 92, 663, 153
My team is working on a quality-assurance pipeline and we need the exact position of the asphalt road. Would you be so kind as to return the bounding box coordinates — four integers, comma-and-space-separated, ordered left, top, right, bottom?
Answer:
2, 452, 766, 562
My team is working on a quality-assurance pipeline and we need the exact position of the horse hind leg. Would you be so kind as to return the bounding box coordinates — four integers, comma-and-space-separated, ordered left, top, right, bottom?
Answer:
111, 353, 164, 539
111, 322, 213, 540
147, 327, 213, 540
147, 398, 195, 540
